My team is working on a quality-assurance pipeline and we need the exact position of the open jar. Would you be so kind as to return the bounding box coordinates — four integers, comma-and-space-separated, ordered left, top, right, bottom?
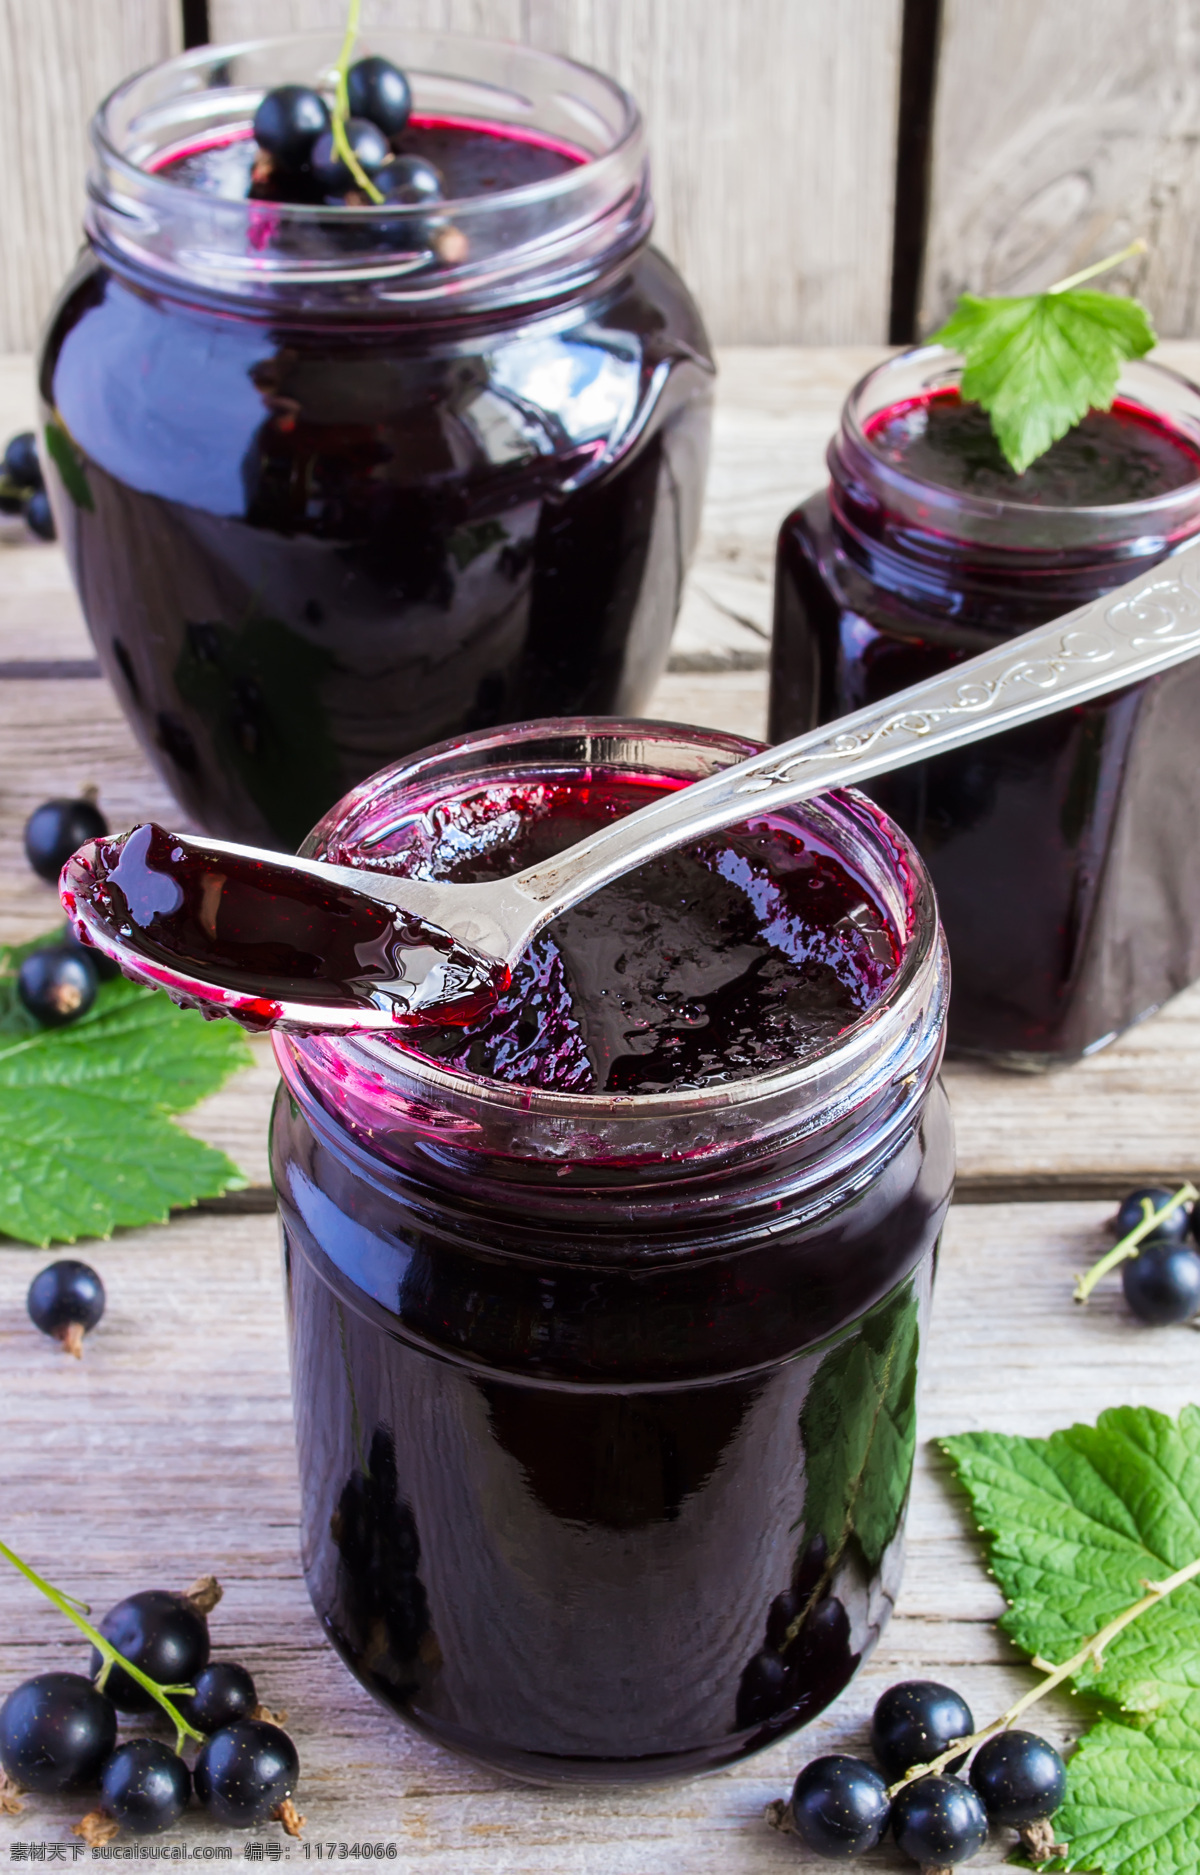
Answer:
37, 33, 713, 850
270, 719, 953, 1783
770, 347, 1200, 1069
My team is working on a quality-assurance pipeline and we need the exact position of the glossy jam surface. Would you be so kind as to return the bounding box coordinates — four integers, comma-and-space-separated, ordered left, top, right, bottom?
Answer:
334, 770, 900, 1092
866, 390, 1200, 505
39, 122, 713, 849
64, 822, 503, 1026
770, 388, 1200, 1063
161, 114, 583, 200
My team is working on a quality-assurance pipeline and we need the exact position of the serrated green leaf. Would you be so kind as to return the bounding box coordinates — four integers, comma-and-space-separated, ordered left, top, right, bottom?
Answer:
801, 1279, 920, 1568
42, 416, 94, 511
929, 288, 1156, 474
945, 1407, 1200, 1875
943, 1407, 1200, 1714
0, 934, 252, 1246
1045, 1710, 1200, 1875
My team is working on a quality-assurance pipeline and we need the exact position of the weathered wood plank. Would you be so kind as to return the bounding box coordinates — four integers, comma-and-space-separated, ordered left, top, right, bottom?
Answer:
0, 1199, 1183, 1863
0, 1, 180, 354
206, 0, 903, 346
920, 0, 1200, 335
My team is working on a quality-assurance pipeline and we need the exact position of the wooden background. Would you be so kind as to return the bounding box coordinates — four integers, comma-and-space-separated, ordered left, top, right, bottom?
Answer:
5, 0, 1200, 352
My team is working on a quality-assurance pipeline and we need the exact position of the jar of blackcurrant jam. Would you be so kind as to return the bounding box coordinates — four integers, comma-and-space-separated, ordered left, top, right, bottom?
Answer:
770, 347, 1200, 1068
38, 35, 713, 850
269, 719, 953, 1783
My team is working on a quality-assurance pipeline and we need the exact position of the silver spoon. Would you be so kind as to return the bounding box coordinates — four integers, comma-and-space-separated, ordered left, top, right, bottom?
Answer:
62, 538, 1200, 1032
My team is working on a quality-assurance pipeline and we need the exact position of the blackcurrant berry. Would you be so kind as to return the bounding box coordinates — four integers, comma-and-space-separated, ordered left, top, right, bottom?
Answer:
18, 946, 97, 1028
379, 153, 443, 206
0, 1672, 116, 1792
311, 118, 390, 197
1115, 1186, 1191, 1242
194, 1720, 299, 1826
89, 1591, 210, 1712
892, 1775, 989, 1868
346, 56, 412, 136
25, 490, 55, 541
99, 1739, 191, 1835
252, 86, 330, 170
969, 1729, 1066, 1826
179, 1661, 258, 1733
872, 1680, 974, 1780
27, 1259, 105, 1356
736, 1647, 791, 1726
790, 1755, 891, 1859
4, 432, 42, 490
23, 797, 108, 883
63, 929, 122, 981
766, 1585, 804, 1650
1122, 1240, 1200, 1324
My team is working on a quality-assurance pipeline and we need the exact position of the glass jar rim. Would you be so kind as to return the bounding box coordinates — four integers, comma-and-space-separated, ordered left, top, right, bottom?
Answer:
838, 345, 1200, 551
87, 30, 651, 314
274, 718, 949, 1180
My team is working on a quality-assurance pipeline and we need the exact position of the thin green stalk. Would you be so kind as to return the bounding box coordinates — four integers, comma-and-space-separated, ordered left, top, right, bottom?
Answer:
887, 1551, 1200, 1795
331, 0, 384, 204
1048, 238, 1147, 296
0, 1541, 203, 1754
1074, 1182, 1198, 1303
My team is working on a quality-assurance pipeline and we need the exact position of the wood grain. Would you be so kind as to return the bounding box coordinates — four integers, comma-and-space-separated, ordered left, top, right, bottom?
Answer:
0, 1199, 1188, 1865
205, 0, 903, 346
0, 1, 180, 354
920, 0, 1200, 335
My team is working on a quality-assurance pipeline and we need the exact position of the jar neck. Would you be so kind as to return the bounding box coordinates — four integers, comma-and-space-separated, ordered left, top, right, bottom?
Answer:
829, 347, 1200, 631
87, 32, 652, 321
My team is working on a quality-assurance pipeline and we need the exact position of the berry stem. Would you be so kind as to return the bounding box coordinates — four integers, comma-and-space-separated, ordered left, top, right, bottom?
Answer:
1073, 1182, 1197, 1303
1047, 238, 1148, 296
887, 1549, 1200, 1796
0, 1540, 204, 1754
331, 0, 385, 205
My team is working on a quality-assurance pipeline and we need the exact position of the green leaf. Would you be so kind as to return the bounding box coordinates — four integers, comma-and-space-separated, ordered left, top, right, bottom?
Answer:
944, 1406, 1200, 1875
0, 935, 252, 1246
1048, 1711, 1200, 1875
929, 288, 1156, 474
943, 1406, 1200, 1714
42, 416, 94, 511
800, 1279, 920, 1569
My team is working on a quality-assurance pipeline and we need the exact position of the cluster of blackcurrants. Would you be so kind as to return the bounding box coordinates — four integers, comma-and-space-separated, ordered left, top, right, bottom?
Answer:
777, 1680, 1066, 1868
0, 432, 54, 541
1113, 1185, 1200, 1324
15, 797, 115, 1028
251, 57, 443, 221
0, 1587, 300, 1839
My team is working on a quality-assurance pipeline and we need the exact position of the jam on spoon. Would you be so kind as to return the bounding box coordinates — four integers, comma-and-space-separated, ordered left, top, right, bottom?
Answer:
61, 823, 506, 1031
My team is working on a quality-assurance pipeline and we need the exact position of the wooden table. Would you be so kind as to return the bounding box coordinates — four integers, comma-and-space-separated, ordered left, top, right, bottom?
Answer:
2, 346, 1199, 1869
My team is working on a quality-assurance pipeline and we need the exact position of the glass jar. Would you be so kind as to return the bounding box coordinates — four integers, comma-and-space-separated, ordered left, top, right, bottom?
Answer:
269, 719, 953, 1784
37, 34, 714, 850
770, 347, 1200, 1069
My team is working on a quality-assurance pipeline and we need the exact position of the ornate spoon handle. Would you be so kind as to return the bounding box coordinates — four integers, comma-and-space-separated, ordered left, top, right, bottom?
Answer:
510, 537, 1200, 916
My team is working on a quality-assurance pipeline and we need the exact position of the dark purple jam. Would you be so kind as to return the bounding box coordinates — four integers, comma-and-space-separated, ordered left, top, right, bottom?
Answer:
39, 119, 713, 850
271, 747, 952, 1782
866, 390, 1200, 505
64, 822, 504, 1028
770, 381, 1200, 1065
160, 114, 582, 201
337, 770, 899, 1092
